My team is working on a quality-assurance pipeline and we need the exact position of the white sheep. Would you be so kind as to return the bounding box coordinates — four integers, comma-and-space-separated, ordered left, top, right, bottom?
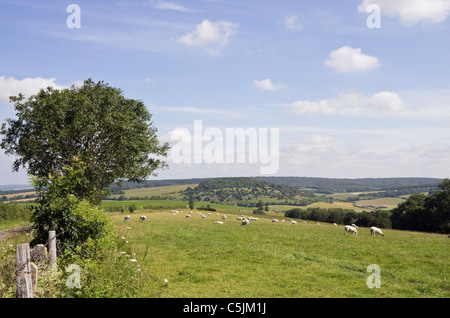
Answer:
333, 223, 337, 226
139, 216, 146, 221
272, 219, 278, 223
185, 215, 191, 218
290, 220, 297, 224
201, 214, 206, 218
214, 221, 224, 224
222, 215, 227, 220
370, 226, 384, 236
344, 225, 358, 235
241, 219, 250, 226
124, 215, 130, 222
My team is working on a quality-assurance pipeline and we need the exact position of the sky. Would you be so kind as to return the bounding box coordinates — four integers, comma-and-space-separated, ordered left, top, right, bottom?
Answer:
0, 0, 449, 185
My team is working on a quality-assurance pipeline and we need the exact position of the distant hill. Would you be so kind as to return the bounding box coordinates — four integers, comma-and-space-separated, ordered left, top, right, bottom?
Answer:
177, 177, 331, 207
111, 176, 442, 194
254, 177, 442, 194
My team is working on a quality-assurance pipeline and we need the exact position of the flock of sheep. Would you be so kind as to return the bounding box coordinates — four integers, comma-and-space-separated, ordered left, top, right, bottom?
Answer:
122, 210, 386, 237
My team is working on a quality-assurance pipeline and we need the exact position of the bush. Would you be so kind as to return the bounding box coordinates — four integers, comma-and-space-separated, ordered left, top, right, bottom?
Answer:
29, 162, 114, 255
252, 208, 266, 215
0, 203, 29, 221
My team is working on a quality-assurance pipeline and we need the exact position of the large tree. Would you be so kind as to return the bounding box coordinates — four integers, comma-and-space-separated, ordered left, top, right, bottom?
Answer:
1, 79, 168, 204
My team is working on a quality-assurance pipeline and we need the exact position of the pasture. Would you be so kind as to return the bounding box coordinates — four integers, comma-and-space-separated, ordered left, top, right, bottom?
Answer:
112, 210, 449, 298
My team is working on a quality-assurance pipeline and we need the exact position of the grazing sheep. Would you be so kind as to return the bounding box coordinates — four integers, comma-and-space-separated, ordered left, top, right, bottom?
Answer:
241, 219, 250, 226
272, 219, 278, 223
214, 221, 224, 224
201, 214, 206, 218
185, 215, 191, 218
290, 220, 297, 224
333, 223, 337, 226
370, 226, 384, 236
124, 215, 130, 222
222, 215, 227, 220
139, 216, 146, 221
237, 216, 244, 220
344, 225, 358, 235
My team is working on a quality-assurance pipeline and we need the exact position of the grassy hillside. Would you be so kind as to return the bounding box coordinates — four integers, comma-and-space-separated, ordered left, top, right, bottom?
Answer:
110, 210, 449, 298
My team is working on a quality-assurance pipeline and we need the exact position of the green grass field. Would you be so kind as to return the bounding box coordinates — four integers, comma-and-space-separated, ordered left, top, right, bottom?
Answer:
111, 209, 449, 298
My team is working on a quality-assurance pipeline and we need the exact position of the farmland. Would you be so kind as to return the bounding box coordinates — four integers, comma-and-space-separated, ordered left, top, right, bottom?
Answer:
109, 209, 449, 298
1, 176, 448, 299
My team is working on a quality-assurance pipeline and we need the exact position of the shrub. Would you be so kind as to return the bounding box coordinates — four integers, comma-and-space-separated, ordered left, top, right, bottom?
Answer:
29, 162, 114, 255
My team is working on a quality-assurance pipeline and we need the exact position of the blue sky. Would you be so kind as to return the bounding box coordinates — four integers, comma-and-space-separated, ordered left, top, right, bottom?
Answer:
1, 0, 450, 185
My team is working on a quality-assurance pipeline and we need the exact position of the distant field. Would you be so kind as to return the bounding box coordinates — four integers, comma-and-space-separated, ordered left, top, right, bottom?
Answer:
304, 201, 366, 212
355, 197, 406, 210
110, 210, 449, 298
109, 184, 199, 199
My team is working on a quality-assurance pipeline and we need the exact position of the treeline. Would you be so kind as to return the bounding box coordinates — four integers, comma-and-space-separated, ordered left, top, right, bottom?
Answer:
390, 179, 450, 233
286, 179, 450, 234
342, 185, 439, 202
285, 207, 392, 229
256, 176, 441, 194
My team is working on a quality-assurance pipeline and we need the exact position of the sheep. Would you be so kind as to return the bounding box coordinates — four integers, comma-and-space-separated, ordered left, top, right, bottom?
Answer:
185, 215, 191, 218
124, 215, 130, 222
272, 219, 278, 223
236, 216, 244, 220
214, 221, 224, 224
333, 223, 337, 226
370, 226, 384, 236
241, 219, 250, 226
201, 214, 206, 218
344, 225, 358, 235
290, 220, 297, 224
222, 215, 227, 220
139, 216, 146, 221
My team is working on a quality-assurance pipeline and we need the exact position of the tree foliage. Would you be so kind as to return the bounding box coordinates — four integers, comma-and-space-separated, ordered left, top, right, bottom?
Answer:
1, 79, 168, 204
391, 179, 450, 233
29, 162, 114, 254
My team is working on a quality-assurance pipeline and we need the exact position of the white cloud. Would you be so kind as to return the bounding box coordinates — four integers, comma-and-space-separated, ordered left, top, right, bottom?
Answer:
0, 76, 73, 104
282, 15, 303, 30
151, 1, 191, 12
253, 79, 287, 91
178, 19, 238, 55
325, 46, 380, 73
288, 91, 404, 116
358, 0, 450, 24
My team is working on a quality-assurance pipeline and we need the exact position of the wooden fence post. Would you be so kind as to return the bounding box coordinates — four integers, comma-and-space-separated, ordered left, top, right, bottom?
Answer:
15, 243, 33, 298
48, 231, 57, 268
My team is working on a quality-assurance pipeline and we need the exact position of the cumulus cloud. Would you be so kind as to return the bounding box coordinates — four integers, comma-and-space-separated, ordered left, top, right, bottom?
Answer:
253, 79, 287, 91
0, 76, 75, 104
358, 0, 450, 24
288, 91, 404, 116
178, 19, 238, 55
325, 46, 380, 73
